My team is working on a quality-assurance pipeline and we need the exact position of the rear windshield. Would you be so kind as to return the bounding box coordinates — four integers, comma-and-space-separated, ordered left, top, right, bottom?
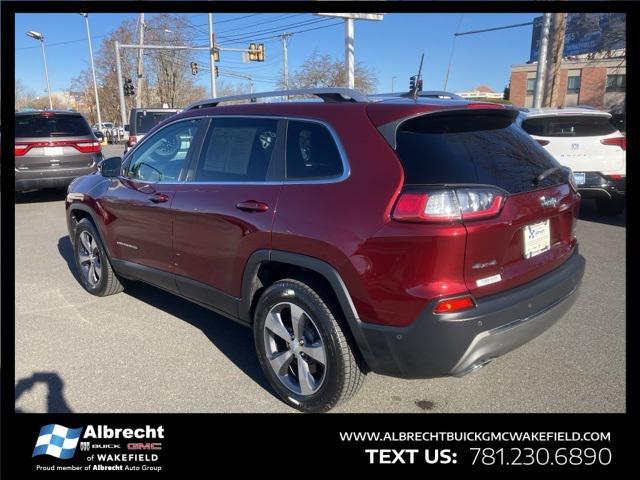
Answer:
521, 115, 616, 137
134, 111, 177, 134
15, 114, 92, 138
395, 111, 564, 194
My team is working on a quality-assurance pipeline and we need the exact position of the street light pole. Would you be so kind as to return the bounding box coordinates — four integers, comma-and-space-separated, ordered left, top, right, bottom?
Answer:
80, 13, 102, 130
40, 41, 53, 109
26, 31, 53, 109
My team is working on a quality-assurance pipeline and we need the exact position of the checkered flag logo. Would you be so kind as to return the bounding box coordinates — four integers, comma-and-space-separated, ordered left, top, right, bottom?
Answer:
32, 424, 83, 459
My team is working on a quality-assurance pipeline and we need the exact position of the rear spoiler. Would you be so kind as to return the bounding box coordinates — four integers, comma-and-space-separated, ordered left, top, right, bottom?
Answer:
376, 106, 518, 150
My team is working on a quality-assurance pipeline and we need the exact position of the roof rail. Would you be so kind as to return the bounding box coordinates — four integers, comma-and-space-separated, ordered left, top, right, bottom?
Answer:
185, 88, 369, 110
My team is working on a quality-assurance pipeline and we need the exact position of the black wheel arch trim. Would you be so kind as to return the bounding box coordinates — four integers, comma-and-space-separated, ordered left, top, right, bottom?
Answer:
67, 203, 115, 259
240, 249, 378, 369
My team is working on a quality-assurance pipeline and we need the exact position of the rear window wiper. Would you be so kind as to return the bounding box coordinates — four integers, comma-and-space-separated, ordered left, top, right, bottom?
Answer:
532, 166, 563, 186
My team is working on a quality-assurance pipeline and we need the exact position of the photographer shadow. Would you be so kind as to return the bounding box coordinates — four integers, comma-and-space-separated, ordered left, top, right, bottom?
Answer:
15, 371, 73, 413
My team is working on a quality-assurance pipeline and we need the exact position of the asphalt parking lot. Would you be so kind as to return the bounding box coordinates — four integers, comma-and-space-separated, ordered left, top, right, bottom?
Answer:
14, 144, 626, 413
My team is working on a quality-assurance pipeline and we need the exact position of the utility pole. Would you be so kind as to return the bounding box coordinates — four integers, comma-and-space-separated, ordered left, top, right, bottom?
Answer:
279, 32, 292, 90
208, 13, 217, 98
115, 41, 127, 127
533, 13, 552, 108
543, 13, 567, 108
80, 14, 102, 130
135, 13, 144, 109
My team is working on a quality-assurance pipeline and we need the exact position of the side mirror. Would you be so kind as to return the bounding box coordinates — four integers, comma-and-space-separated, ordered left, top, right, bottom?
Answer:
99, 157, 122, 178
124, 124, 130, 132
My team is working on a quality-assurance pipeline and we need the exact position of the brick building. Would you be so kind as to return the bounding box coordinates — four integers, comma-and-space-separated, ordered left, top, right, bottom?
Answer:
509, 56, 625, 110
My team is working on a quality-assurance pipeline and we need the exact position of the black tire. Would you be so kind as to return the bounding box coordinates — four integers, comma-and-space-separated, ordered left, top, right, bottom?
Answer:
253, 278, 365, 412
596, 198, 625, 216
73, 218, 124, 296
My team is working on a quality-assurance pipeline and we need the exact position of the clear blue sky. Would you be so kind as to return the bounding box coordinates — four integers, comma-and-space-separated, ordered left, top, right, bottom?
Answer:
15, 12, 540, 96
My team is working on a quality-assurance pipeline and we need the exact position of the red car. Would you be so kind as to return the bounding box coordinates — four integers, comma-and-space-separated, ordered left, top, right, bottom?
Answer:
65, 88, 585, 412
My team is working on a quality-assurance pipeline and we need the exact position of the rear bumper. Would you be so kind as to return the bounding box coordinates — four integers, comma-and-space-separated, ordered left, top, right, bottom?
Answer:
577, 174, 625, 201
354, 249, 586, 379
15, 167, 98, 192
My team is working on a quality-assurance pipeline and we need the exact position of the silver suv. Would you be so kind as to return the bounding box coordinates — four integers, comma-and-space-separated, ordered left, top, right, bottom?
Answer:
15, 111, 102, 192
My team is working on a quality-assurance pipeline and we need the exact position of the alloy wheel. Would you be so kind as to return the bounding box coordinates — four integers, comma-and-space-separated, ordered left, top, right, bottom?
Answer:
77, 231, 102, 287
263, 302, 327, 396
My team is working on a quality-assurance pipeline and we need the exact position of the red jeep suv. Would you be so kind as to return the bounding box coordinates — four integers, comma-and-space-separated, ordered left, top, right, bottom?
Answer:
65, 88, 586, 412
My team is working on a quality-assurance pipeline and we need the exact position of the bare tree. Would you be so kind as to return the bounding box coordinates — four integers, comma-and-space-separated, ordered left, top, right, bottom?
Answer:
68, 14, 208, 123
283, 50, 378, 93
15, 79, 37, 110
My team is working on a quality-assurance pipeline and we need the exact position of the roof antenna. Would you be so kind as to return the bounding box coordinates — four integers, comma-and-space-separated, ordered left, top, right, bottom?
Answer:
411, 53, 425, 101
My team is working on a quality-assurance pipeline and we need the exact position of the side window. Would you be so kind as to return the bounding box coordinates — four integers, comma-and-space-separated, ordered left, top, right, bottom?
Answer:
127, 119, 202, 182
194, 117, 279, 182
285, 120, 343, 180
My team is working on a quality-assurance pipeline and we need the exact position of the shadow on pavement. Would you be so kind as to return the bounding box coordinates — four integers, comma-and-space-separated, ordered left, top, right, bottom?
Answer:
15, 188, 67, 204
58, 236, 81, 282
578, 199, 626, 228
15, 371, 73, 413
57, 235, 275, 400
121, 281, 275, 398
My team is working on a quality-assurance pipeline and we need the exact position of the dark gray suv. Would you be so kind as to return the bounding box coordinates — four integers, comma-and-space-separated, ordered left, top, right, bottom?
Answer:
15, 111, 101, 192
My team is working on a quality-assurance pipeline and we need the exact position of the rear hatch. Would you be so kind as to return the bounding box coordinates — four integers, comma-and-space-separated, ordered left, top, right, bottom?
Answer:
392, 109, 580, 298
521, 114, 625, 174
15, 112, 100, 171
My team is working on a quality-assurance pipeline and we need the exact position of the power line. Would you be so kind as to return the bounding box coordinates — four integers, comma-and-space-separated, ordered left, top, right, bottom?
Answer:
216, 20, 344, 46
216, 17, 332, 44
16, 33, 110, 50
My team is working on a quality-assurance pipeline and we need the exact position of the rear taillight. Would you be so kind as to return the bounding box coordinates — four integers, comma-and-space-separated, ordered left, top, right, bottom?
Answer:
434, 295, 476, 314
75, 141, 101, 153
128, 135, 137, 147
13, 140, 101, 156
608, 174, 625, 181
600, 136, 626, 150
14, 144, 29, 156
536, 139, 550, 146
393, 188, 504, 223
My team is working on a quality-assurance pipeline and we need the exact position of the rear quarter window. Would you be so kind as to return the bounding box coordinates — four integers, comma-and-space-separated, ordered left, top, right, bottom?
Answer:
15, 114, 92, 138
521, 115, 616, 137
395, 111, 564, 194
285, 120, 343, 180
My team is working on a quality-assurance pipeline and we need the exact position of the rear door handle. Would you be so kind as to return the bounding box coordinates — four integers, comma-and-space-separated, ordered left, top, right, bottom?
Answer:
149, 193, 170, 203
236, 200, 269, 212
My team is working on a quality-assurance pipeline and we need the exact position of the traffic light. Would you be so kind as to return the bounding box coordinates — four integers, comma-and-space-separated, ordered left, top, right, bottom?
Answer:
248, 43, 265, 62
190, 62, 198, 75
123, 78, 135, 96
215, 66, 219, 78
213, 47, 220, 62
409, 76, 423, 92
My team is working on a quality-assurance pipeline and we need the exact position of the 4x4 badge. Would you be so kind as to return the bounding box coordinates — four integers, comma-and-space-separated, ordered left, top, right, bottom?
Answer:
539, 196, 559, 208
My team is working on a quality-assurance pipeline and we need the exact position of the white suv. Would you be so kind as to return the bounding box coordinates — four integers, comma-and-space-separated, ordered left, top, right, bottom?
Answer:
517, 107, 626, 216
